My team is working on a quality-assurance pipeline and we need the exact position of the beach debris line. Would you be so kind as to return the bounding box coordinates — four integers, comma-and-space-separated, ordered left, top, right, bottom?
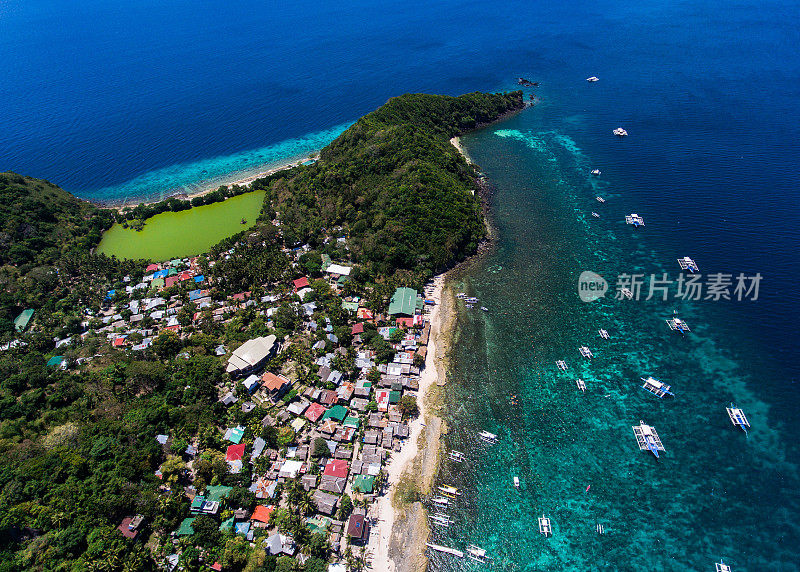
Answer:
538, 515, 553, 536
556, 360, 568, 371
633, 420, 665, 458
625, 213, 645, 227
726, 403, 750, 434
678, 256, 700, 273
641, 376, 675, 398
467, 545, 492, 563
478, 430, 498, 444
426, 543, 464, 558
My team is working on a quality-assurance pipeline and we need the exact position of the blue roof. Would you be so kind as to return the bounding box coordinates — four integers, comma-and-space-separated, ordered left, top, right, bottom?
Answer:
188, 289, 203, 300
235, 522, 250, 536
194, 275, 204, 282
153, 269, 169, 279
105, 289, 115, 300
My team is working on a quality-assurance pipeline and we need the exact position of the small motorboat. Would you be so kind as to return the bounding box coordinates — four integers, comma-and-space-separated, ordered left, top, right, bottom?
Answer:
613, 127, 628, 136
513, 476, 520, 488
592, 212, 600, 218
591, 169, 601, 176
586, 76, 599, 82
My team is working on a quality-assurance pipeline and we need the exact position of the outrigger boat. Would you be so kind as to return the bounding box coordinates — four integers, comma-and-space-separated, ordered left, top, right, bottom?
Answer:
666, 317, 691, 334
596, 196, 606, 203
592, 212, 600, 218
430, 513, 452, 527
641, 376, 674, 398
576, 379, 586, 393
598, 329, 610, 339
426, 543, 464, 558
677, 256, 699, 273
579, 346, 594, 358
715, 559, 732, 572
619, 287, 634, 300
466, 545, 491, 563
448, 450, 465, 462
430, 496, 450, 507
726, 403, 750, 434
514, 476, 520, 488
538, 515, 552, 536
478, 430, 498, 444
632, 420, 665, 458
596, 523, 605, 535
437, 485, 461, 498
556, 360, 568, 371
625, 213, 645, 227
591, 168, 601, 175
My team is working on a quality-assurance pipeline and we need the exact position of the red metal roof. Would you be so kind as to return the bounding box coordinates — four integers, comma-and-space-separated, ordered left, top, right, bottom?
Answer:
293, 277, 310, 291
305, 403, 326, 422
226, 443, 246, 462
323, 459, 349, 479
351, 323, 364, 335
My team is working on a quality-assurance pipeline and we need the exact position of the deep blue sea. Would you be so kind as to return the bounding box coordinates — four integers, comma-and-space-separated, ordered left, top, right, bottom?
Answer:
2, 0, 799, 569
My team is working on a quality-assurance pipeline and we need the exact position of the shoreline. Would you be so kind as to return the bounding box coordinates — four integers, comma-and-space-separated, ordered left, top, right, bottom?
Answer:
98, 152, 319, 211
367, 273, 448, 572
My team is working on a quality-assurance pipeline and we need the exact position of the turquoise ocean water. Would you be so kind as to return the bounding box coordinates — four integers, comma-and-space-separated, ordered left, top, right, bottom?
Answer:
2, 0, 800, 569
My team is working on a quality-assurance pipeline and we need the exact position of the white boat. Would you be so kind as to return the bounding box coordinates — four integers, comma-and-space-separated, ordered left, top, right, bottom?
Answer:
465, 297, 479, 304
538, 515, 552, 536
478, 431, 498, 444
448, 450, 465, 462
591, 168, 601, 175
426, 543, 464, 558
467, 545, 491, 562
625, 213, 645, 227
620, 287, 634, 300
715, 559, 732, 572
677, 256, 699, 273
726, 403, 750, 434
556, 360, 568, 371
592, 212, 600, 218
596, 523, 605, 535
598, 329, 610, 339
641, 376, 674, 398
513, 476, 520, 488
431, 496, 450, 507
437, 485, 461, 497
586, 76, 599, 82
481, 306, 488, 312
576, 379, 586, 392
613, 127, 628, 136
596, 196, 605, 203
632, 420, 665, 458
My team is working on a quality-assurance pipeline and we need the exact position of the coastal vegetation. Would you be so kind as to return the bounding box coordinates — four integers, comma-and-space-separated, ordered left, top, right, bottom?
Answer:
0, 90, 522, 571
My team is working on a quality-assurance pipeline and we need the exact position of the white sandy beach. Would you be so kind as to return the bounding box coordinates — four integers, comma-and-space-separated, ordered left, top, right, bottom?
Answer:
450, 136, 473, 164
366, 274, 445, 571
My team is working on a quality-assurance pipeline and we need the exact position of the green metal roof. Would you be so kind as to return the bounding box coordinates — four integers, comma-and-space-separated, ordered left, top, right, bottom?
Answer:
219, 517, 235, 533
388, 390, 401, 404
353, 475, 375, 494
322, 404, 347, 422
388, 287, 417, 316
175, 517, 196, 536
205, 485, 233, 503
341, 300, 359, 312
343, 416, 360, 429
46, 356, 65, 368
14, 309, 33, 332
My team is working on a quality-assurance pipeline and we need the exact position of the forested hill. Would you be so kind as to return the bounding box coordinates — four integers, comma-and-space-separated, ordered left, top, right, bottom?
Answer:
0, 172, 112, 267
263, 91, 524, 277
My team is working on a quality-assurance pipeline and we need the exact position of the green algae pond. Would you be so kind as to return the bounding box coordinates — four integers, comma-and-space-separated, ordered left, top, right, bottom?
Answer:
97, 190, 265, 261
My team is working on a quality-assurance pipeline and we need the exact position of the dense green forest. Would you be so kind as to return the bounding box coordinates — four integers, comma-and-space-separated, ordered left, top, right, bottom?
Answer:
259, 91, 523, 276
0, 91, 523, 571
